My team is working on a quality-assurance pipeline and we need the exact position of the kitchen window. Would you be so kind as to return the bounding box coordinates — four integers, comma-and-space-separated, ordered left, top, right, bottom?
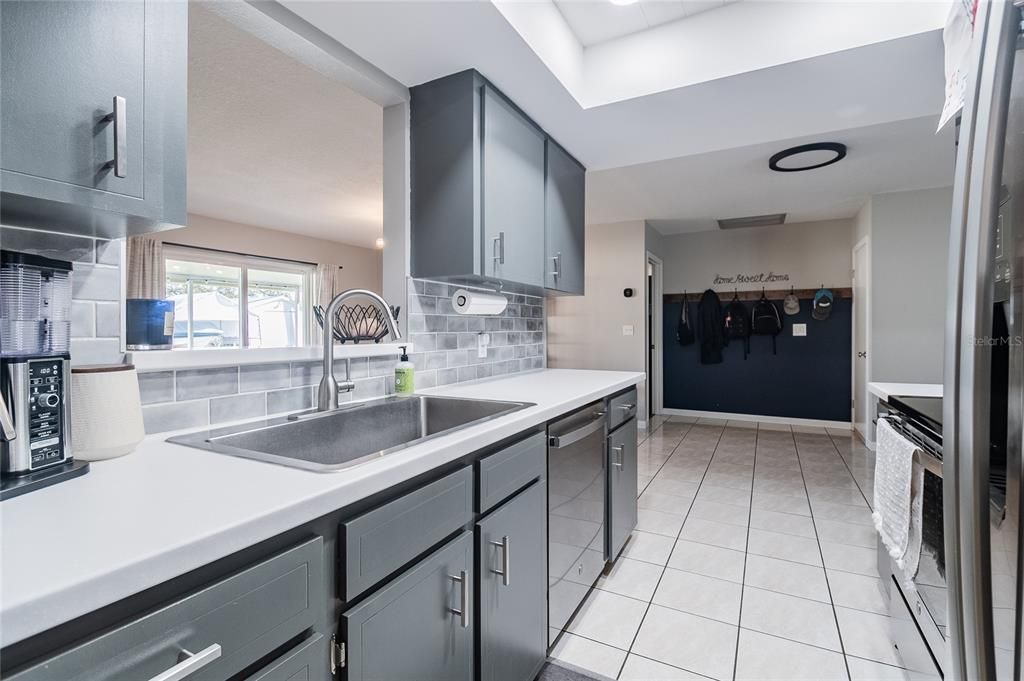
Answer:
165, 246, 314, 349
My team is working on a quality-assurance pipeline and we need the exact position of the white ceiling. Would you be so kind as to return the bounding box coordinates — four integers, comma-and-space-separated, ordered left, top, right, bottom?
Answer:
553, 0, 739, 47
187, 5, 383, 249
589, 115, 955, 231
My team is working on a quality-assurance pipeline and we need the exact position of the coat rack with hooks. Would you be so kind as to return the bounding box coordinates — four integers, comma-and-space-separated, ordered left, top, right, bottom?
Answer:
664, 286, 853, 304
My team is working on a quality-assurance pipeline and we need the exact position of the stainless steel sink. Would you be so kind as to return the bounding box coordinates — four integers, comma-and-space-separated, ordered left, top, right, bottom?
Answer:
169, 394, 534, 472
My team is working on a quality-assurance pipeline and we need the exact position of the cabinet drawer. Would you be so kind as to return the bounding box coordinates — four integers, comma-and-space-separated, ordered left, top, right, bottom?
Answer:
341, 531, 474, 681
245, 634, 326, 681
477, 432, 546, 513
607, 388, 638, 432
341, 466, 473, 601
8, 536, 324, 681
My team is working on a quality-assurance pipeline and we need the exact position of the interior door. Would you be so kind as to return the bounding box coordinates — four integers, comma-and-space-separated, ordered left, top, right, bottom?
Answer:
477, 481, 547, 681
481, 84, 545, 287
852, 240, 870, 441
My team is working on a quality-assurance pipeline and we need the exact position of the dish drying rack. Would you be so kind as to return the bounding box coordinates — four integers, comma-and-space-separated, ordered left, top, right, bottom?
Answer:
314, 303, 401, 344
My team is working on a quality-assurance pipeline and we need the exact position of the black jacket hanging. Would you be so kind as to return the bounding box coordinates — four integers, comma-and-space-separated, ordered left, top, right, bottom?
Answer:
697, 289, 725, 364
723, 294, 751, 359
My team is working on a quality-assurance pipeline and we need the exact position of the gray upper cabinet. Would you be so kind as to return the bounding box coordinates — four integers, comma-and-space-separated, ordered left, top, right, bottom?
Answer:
341, 531, 474, 681
477, 480, 547, 681
544, 141, 586, 294
481, 85, 545, 287
0, 0, 186, 238
411, 70, 582, 292
607, 418, 638, 560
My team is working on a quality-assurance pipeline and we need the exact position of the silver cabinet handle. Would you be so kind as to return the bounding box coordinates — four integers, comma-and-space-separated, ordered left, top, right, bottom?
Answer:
103, 96, 127, 178
618, 404, 636, 411
490, 536, 511, 586
492, 232, 505, 265
611, 445, 624, 469
449, 570, 470, 628
550, 253, 561, 279
148, 644, 221, 681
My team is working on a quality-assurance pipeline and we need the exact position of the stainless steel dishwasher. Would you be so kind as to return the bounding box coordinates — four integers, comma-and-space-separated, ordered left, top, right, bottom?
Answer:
547, 401, 607, 647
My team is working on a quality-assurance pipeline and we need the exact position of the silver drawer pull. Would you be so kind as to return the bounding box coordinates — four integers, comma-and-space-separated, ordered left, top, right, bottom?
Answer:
550, 253, 561, 279
449, 570, 470, 628
617, 403, 636, 411
492, 233, 505, 265
103, 95, 127, 178
611, 445, 624, 469
490, 535, 511, 586
148, 644, 221, 681
549, 413, 606, 449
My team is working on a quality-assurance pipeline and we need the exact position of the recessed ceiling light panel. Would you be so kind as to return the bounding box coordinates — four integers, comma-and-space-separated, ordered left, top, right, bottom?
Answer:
608, 0, 639, 6
769, 142, 847, 172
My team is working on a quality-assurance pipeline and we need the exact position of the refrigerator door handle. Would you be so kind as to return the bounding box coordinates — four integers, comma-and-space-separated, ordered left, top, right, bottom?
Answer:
944, 2, 1019, 679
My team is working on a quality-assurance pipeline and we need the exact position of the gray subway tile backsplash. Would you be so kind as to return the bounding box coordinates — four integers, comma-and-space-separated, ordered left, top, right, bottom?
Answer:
142, 400, 210, 434
176, 367, 239, 401
210, 392, 267, 425
71, 263, 121, 302
95, 302, 121, 337
239, 362, 291, 392
267, 386, 313, 415
138, 371, 175, 405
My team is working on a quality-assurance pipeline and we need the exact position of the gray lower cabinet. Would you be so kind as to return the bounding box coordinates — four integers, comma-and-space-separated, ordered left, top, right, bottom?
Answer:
0, 0, 186, 237
246, 634, 325, 681
476, 480, 547, 681
340, 530, 474, 681
544, 141, 585, 295
607, 418, 638, 560
6, 536, 324, 681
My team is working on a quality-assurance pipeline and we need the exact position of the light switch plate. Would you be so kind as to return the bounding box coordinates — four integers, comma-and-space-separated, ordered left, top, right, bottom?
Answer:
622, 325, 634, 336
792, 323, 807, 337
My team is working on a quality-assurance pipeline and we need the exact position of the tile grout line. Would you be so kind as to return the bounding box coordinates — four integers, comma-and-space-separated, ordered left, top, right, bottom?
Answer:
613, 421, 727, 680
825, 429, 875, 511
729, 421, 764, 681
790, 430, 853, 681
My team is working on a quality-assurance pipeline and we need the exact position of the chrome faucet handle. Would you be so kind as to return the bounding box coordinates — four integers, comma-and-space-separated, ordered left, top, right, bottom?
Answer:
0, 392, 16, 442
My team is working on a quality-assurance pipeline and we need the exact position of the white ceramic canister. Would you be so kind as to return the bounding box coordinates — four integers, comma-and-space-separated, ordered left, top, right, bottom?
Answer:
71, 364, 146, 460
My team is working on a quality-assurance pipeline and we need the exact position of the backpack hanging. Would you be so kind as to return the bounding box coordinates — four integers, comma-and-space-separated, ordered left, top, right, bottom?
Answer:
751, 289, 783, 355
723, 292, 751, 359
697, 289, 725, 364
676, 292, 695, 346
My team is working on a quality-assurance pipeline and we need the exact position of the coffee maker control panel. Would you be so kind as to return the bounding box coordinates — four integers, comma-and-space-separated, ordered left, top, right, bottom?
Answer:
27, 359, 65, 469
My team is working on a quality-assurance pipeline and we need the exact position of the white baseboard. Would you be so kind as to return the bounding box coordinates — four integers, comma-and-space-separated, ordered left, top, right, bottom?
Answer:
660, 408, 851, 431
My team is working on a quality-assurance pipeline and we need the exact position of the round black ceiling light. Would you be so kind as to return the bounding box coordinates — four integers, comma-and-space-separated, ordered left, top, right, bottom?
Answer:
769, 142, 847, 172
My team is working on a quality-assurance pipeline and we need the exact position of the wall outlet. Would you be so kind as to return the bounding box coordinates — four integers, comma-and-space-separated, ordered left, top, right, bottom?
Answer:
792, 323, 807, 337
477, 332, 490, 358
622, 325, 634, 337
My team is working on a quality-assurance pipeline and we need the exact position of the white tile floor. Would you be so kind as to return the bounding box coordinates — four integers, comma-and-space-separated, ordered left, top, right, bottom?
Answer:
550, 415, 920, 681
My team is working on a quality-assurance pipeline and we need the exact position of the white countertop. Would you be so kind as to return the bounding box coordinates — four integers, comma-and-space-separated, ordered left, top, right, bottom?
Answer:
0, 369, 643, 647
867, 382, 944, 401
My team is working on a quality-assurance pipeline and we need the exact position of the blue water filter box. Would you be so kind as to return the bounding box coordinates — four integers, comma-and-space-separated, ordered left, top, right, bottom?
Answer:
126, 299, 175, 350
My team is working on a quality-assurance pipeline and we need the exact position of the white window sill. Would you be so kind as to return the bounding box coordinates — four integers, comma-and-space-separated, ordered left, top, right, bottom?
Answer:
128, 343, 410, 372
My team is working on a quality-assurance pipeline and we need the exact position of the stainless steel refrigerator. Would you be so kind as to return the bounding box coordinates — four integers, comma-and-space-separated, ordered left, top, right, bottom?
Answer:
944, 1, 1024, 678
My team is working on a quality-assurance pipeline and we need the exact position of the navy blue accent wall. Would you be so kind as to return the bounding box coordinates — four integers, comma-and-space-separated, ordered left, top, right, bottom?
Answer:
663, 297, 852, 422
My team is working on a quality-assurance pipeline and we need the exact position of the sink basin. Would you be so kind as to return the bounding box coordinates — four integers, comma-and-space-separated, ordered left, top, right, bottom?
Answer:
169, 394, 534, 472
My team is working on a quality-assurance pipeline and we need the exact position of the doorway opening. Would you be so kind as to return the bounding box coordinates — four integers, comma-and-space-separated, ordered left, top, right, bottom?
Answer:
852, 236, 871, 443
646, 252, 664, 425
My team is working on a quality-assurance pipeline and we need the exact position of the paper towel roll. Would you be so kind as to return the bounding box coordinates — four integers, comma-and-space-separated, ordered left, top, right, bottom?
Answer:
451, 289, 508, 315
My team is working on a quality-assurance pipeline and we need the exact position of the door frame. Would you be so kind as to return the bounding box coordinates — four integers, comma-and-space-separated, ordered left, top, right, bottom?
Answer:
851, 236, 872, 442
646, 252, 664, 422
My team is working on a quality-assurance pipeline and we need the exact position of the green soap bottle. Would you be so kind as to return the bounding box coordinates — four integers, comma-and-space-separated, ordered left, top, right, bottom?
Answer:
394, 345, 414, 394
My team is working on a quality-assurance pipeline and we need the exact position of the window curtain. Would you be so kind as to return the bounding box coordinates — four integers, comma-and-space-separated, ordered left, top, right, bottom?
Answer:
125, 236, 166, 299
314, 264, 344, 345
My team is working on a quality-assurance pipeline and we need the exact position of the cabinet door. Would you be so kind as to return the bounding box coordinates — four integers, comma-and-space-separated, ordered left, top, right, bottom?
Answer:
0, 0, 186, 232
245, 634, 326, 681
608, 419, 638, 560
544, 142, 585, 294
477, 480, 547, 681
341, 531, 474, 681
481, 85, 545, 287
2, 2, 144, 198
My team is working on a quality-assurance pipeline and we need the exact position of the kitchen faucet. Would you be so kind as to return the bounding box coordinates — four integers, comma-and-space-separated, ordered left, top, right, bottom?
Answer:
317, 289, 401, 412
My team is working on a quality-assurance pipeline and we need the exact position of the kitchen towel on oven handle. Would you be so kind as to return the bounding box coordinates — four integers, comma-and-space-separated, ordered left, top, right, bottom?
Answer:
873, 419, 925, 585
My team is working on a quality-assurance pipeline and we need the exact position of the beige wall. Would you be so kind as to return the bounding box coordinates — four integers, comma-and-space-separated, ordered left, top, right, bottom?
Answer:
658, 218, 855, 294
160, 213, 382, 292
547, 220, 649, 418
